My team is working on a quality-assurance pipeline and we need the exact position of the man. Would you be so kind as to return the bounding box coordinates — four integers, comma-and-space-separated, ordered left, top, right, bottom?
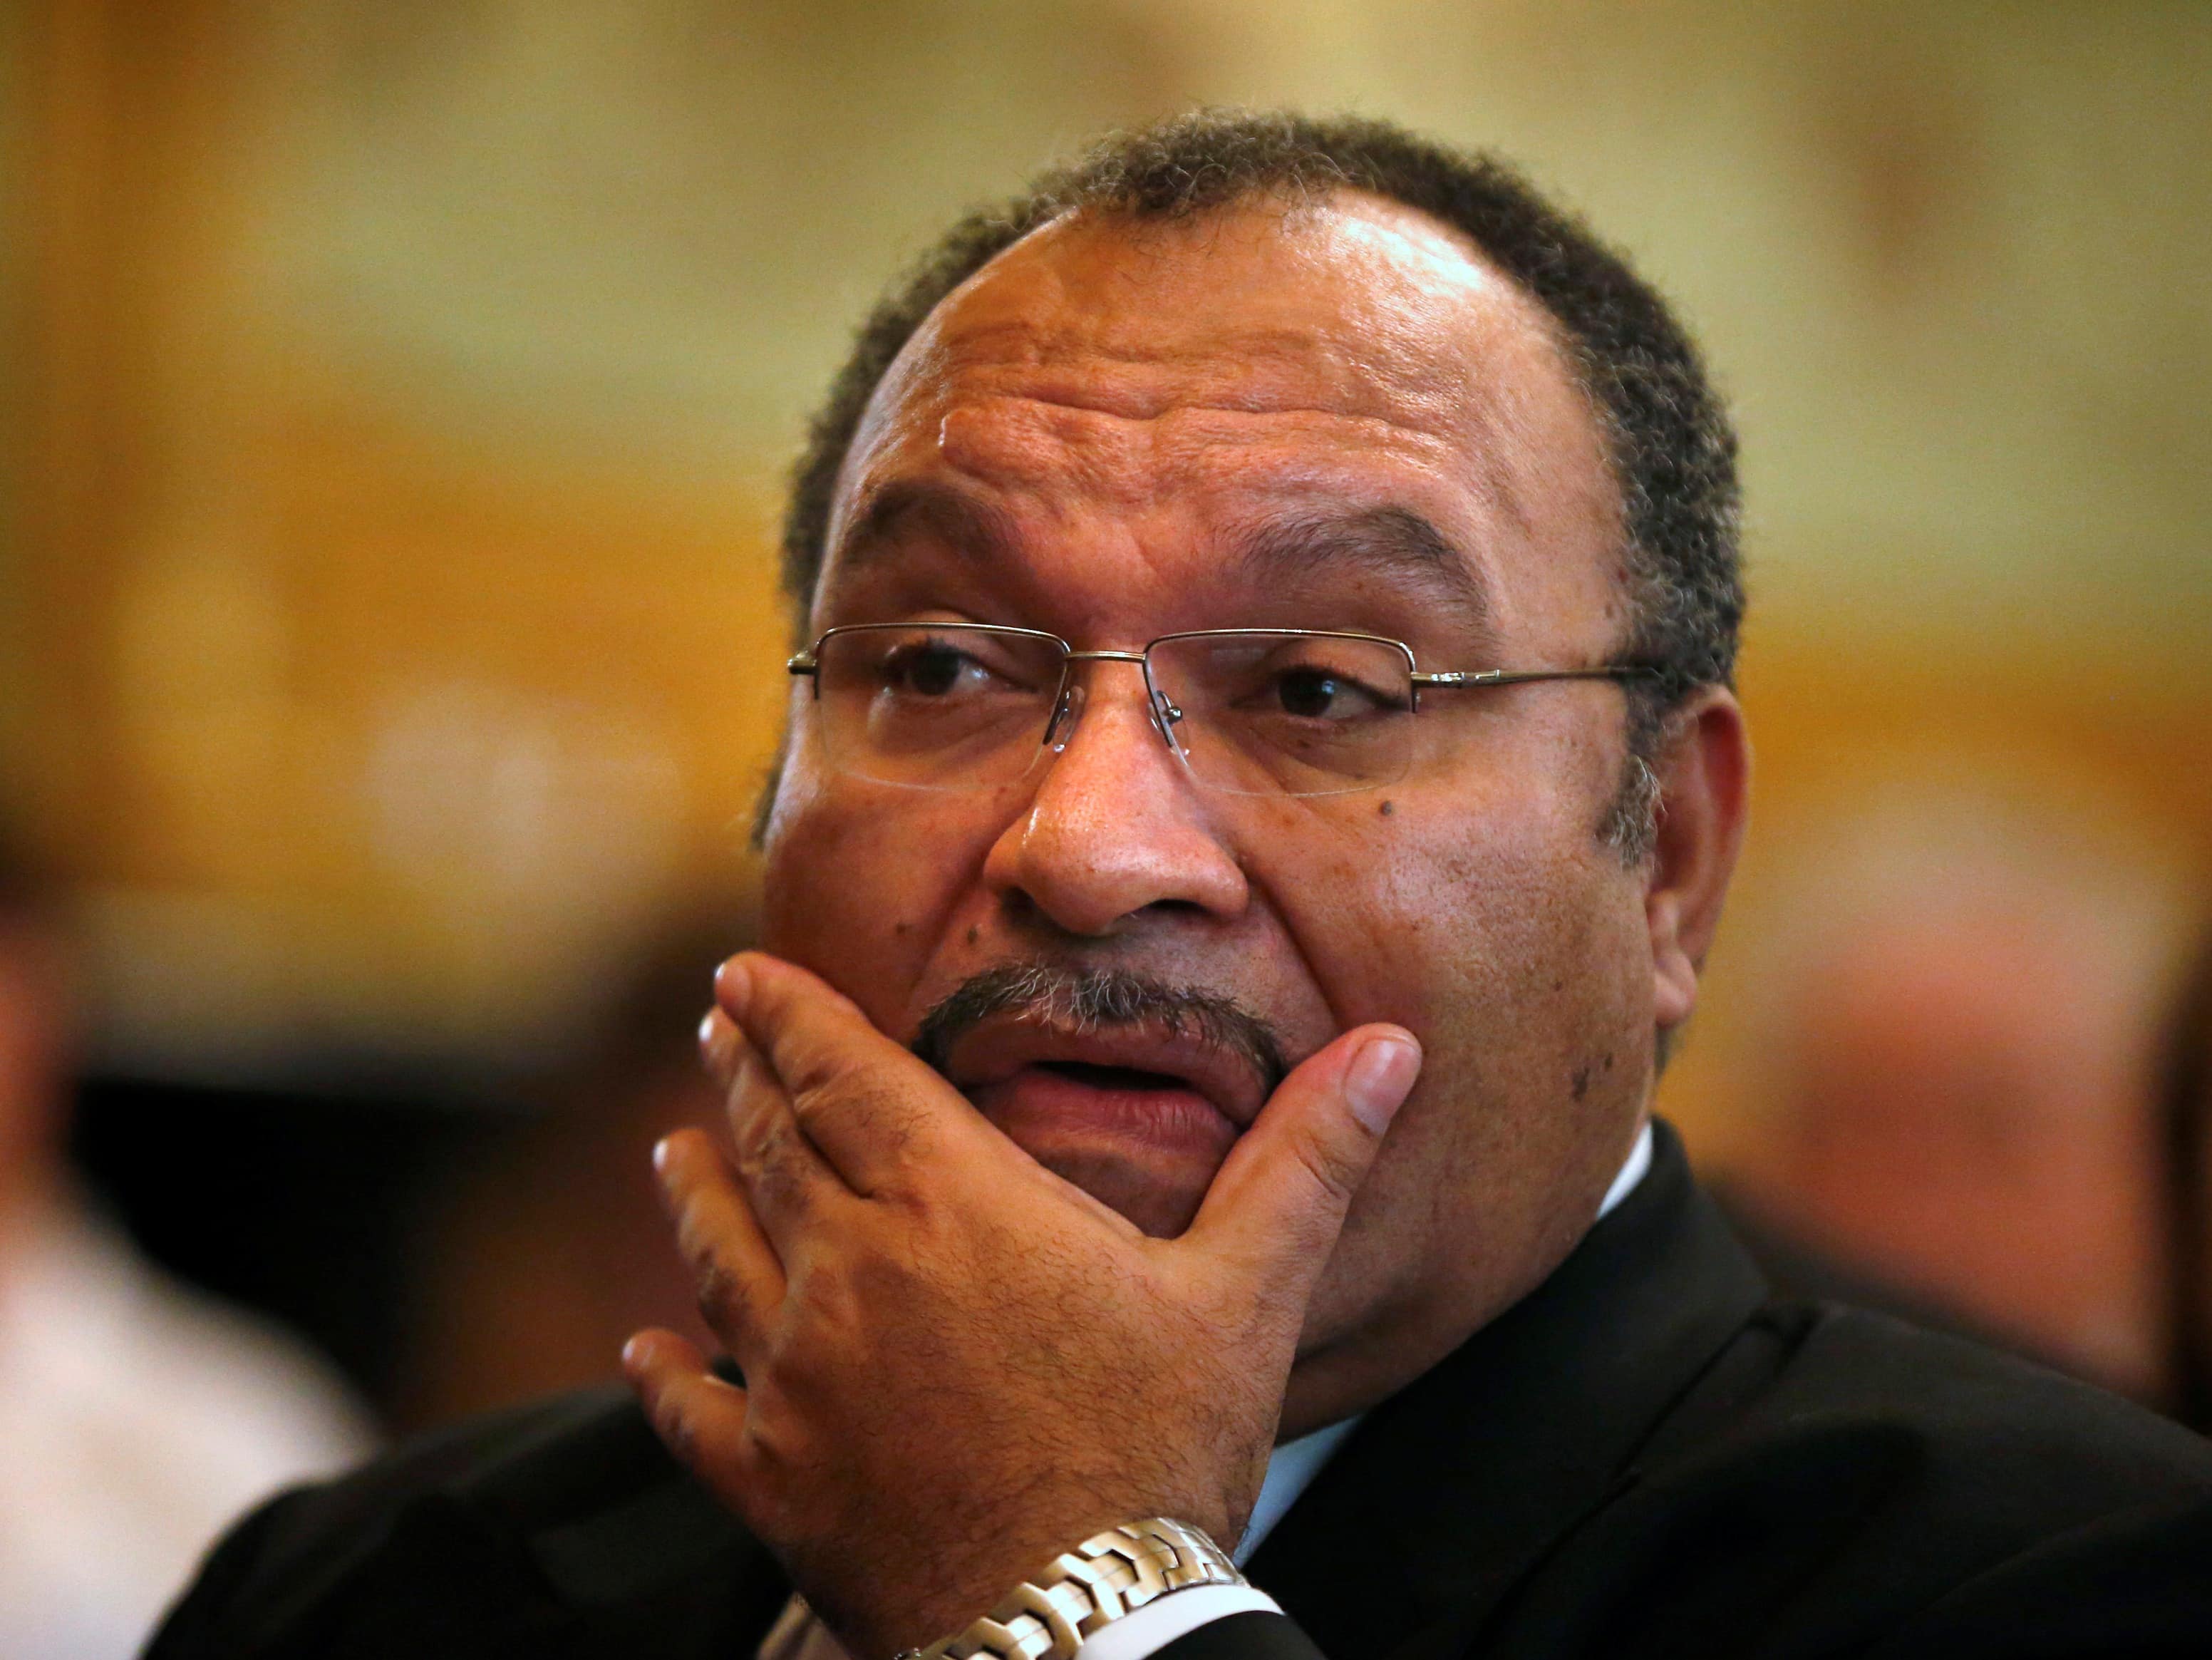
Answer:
150, 112, 2212, 1660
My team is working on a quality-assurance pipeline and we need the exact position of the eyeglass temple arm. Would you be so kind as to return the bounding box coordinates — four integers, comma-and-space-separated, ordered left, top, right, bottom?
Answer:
1411, 666, 1660, 689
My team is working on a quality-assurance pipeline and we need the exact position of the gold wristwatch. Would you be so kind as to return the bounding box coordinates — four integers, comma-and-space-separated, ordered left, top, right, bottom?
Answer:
901, 1517, 1244, 1660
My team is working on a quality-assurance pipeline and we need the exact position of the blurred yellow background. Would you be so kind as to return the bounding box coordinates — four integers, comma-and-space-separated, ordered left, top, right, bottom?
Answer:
4, 0, 2208, 1155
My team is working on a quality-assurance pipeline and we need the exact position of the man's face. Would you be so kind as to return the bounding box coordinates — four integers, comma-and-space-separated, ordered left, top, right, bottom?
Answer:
759, 194, 1662, 1403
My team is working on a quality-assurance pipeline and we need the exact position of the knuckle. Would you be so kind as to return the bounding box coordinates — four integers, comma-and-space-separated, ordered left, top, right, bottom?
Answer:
651, 1391, 700, 1464
783, 1077, 846, 1138
692, 1257, 747, 1332
752, 1129, 815, 1212
730, 1097, 789, 1170
779, 1039, 847, 1103
728, 1056, 779, 1128
726, 1133, 765, 1185
673, 1203, 715, 1270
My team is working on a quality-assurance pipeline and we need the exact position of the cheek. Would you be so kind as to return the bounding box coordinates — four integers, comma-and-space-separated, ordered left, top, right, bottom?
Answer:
758, 762, 998, 1038
1405, 804, 1650, 1123
1272, 781, 1635, 1041
1277, 780, 1651, 1303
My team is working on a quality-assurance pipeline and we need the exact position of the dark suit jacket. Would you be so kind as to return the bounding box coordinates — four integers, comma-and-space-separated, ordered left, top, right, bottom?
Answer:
148, 1124, 2212, 1659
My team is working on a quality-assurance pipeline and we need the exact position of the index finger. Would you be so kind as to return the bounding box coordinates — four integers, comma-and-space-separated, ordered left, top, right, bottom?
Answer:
712, 952, 1004, 1194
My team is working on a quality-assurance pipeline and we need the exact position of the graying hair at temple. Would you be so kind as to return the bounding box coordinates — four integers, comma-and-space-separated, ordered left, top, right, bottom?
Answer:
777, 109, 1745, 860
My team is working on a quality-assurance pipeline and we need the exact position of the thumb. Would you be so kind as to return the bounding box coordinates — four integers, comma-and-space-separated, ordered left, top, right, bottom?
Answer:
1187, 1024, 1421, 1278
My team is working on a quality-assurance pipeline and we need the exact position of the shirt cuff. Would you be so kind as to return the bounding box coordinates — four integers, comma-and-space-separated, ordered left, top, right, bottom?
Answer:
1072, 1585, 1286, 1660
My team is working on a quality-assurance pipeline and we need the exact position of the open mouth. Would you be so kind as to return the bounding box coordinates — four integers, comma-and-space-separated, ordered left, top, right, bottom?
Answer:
976, 1058, 1241, 1170
1032, 1059, 1194, 1092
931, 1001, 1276, 1137
932, 1016, 1270, 1216
915, 965, 1287, 1130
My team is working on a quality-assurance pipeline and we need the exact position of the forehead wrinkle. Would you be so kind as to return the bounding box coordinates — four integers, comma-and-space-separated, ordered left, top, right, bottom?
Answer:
937, 319, 1363, 416
937, 390, 1474, 503
939, 395, 1172, 509
935, 328, 1518, 480
922, 364, 1541, 576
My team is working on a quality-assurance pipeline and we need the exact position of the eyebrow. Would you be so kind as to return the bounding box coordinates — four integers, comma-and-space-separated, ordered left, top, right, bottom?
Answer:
1228, 505, 1497, 645
829, 485, 1496, 646
828, 481, 1023, 584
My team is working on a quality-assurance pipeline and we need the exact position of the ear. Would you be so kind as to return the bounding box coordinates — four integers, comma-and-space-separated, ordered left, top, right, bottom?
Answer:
1645, 687, 1750, 1033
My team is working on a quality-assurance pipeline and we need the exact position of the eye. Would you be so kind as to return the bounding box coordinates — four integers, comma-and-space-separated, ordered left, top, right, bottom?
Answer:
1265, 663, 1404, 721
1275, 667, 1352, 718
884, 638, 993, 697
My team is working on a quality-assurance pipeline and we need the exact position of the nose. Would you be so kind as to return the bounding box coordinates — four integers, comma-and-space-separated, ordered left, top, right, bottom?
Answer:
1043, 650, 1182, 758
983, 659, 1249, 937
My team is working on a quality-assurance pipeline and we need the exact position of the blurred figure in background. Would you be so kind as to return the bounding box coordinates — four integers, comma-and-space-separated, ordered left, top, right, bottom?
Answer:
0, 823, 375, 1660
2155, 922, 2212, 1431
392, 907, 746, 1431
1722, 768, 2187, 1400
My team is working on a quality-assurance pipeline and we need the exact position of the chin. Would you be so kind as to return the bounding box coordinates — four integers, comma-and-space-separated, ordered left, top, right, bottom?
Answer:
1025, 1141, 1214, 1239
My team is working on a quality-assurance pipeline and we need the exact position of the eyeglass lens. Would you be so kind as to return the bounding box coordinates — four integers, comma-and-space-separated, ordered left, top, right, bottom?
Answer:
810, 626, 1419, 797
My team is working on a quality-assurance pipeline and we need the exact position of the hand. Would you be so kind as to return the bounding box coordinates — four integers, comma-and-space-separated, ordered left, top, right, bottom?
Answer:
623, 952, 1420, 1659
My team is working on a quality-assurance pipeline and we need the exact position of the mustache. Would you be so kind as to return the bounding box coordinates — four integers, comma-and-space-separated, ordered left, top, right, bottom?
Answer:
911, 962, 1290, 1097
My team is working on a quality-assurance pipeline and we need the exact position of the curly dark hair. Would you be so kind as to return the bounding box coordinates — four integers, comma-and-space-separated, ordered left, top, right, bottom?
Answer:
777, 110, 1744, 857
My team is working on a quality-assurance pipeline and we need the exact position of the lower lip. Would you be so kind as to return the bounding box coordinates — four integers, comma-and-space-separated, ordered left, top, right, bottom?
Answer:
968, 1066, 1241, 1161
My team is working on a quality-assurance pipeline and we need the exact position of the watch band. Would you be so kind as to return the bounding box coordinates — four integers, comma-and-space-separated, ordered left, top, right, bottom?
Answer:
906, 1517, 1244, 1660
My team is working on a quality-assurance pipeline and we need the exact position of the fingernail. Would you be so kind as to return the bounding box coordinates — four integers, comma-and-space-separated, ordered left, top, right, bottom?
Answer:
652, 1135, 674, 1177
713, 955, 751, 1014
621, 1334, 645, 1370
1345, 1033, 1420, 1135
698, 1009, 735, 1076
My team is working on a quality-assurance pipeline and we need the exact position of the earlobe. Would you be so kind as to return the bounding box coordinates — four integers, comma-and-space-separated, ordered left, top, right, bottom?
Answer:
1648, 889, 1695, 1028
1644, 689, 1751, 1035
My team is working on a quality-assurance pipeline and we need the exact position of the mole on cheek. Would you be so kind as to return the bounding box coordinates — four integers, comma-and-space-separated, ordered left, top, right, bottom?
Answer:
895, 921, 912, 937
1379, 800, 1395, 818
967, 924, 981, 945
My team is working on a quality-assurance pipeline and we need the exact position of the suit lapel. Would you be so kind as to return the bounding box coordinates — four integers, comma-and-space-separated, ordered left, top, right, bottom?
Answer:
460, 1384, 792, 1659
1245, 1123, 1766, 1658
522, 1471, 788, 1656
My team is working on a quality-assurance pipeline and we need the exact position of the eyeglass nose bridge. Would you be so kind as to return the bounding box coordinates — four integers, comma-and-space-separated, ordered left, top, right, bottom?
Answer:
1044, 648, 1187, 761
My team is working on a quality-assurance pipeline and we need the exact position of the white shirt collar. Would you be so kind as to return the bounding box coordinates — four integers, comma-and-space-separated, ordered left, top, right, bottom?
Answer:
1596, 1118, 1655, 1223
